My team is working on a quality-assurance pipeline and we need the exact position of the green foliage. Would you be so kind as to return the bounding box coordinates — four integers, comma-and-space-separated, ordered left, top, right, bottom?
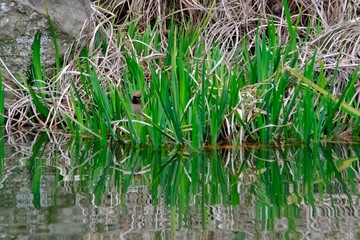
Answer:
66, 19, 360, 146
19, 16, 360, 147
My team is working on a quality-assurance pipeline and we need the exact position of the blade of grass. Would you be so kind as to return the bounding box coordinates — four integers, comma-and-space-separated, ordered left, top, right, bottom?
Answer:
152, 76, 184, 144
32, 31, 43, 82
282, 0, 294, 37
189, 0, 216, 47
326, 67, 359, 135
283, 66, 360, 119
25, 80, 50, 119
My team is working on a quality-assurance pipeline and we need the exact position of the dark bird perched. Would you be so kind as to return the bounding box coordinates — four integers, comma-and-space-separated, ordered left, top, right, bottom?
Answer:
131, 90, 142, 115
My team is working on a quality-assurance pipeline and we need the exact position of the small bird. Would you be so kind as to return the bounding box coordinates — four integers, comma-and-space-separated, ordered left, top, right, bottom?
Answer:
130, 90, 142, 115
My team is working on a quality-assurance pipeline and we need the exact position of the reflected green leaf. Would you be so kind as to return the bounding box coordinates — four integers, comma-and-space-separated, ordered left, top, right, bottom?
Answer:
3, 133, 360, 236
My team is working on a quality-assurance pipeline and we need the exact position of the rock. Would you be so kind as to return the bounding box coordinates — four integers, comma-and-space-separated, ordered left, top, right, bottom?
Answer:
0, 0, 92, 78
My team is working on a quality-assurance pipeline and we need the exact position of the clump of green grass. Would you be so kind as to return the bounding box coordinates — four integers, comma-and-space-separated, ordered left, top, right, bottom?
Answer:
3, 1, 360, 147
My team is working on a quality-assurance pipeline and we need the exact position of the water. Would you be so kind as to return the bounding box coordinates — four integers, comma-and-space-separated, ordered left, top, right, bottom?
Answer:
1, 131, 360, 239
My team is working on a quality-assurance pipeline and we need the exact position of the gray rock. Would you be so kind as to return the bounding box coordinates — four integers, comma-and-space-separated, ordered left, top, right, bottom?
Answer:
0, 0, 92, 78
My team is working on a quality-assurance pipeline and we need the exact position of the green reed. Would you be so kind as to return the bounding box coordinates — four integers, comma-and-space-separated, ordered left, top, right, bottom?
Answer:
245, 19, 298, 142
26, 32, 50, 120
31, 32, 44, 86
74, 19, 359, 146
16, 10, 360, 146
71, 62, 119, 144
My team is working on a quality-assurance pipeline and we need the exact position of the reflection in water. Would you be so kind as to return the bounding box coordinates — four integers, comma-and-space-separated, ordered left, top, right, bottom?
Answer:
0, 131, 360, 239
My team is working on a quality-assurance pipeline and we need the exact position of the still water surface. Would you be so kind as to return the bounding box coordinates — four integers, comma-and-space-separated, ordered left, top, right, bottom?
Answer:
1, 131, 360, 239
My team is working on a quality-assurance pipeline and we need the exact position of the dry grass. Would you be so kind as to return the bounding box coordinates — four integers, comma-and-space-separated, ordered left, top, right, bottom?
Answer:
93, 0, 360, 66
